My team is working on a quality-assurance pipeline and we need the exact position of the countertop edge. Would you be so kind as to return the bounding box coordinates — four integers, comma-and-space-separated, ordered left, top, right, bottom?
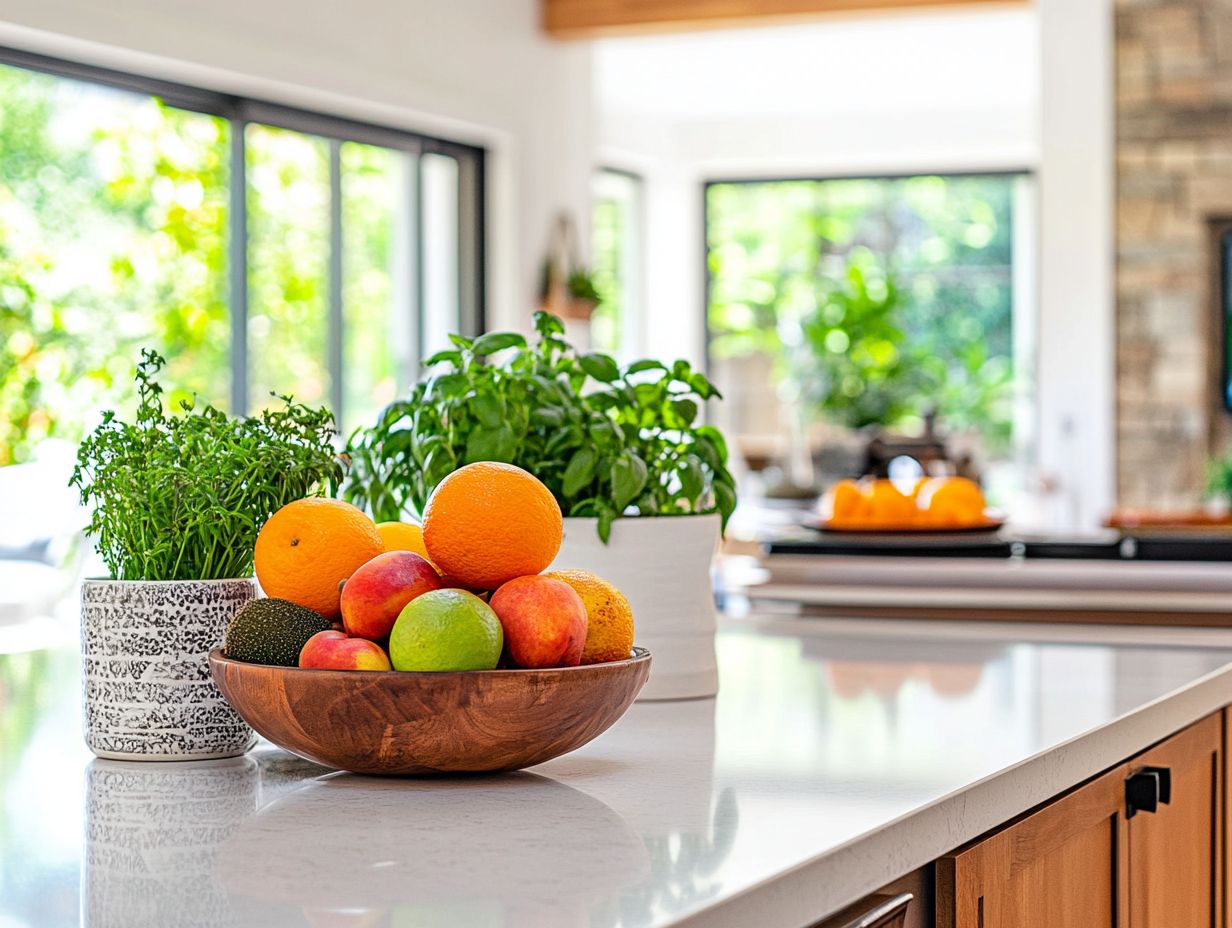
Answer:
670, 655, 1232, 928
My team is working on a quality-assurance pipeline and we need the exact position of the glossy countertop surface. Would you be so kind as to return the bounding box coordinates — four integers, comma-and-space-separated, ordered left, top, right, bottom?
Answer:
7, 614, 1232, 928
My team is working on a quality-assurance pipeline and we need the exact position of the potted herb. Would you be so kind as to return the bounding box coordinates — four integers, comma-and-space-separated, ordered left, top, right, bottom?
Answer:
343, 312, 737, 699
70, 350, 341, 759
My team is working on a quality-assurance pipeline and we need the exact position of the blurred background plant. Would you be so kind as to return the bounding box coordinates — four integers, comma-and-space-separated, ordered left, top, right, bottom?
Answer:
706, 174, 1017, 457
1206, 453, 1232, 504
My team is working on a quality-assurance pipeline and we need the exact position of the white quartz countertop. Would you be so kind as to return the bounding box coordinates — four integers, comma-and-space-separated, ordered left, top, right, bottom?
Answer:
7, 614, 1232, 928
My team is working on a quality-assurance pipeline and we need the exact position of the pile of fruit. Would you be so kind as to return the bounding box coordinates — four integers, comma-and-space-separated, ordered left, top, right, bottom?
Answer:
223, 462, 634, 673
822, 476, 991, 530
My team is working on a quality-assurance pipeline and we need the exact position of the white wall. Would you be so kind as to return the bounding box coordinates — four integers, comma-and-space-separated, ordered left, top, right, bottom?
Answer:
0, 0, 594, 333
595, 8, 1039, 367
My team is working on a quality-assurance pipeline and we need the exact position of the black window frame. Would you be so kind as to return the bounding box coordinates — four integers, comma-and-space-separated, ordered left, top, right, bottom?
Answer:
0, 44, 486, 419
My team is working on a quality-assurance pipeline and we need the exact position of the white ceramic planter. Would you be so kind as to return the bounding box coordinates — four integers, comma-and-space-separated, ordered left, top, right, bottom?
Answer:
81, 578, 257, 760
550, 513, 720, 701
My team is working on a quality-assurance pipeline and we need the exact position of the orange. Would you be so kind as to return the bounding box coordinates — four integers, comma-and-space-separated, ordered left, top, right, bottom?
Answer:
867, 479, 915, 527
376, 520, 432, 561
917, 477, 987, 527
254, 498, 384, 618
825, 479, 869, 525
547, 569, 635, 665
422, 462, 563, 591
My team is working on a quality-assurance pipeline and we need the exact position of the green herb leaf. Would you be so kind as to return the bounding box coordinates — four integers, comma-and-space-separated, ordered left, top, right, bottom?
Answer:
625, 359, 667, 376
449, 333, 474, 350
562, 446, 598, 496
695, 425, 728, 461
471, 332, 527, 356
465, 425, 516, 463
531, 406, 564, 426
689, 371, 721, 400
598, 505, 614, 544
671, 398, 699, 427
423, 349, 463, 367
611, 452, 648, 510
579, 352, 620, 383
471, 393, 504, 428
428, 372, 469, 399
713, 476, 737, 531
679, 454, 705, 502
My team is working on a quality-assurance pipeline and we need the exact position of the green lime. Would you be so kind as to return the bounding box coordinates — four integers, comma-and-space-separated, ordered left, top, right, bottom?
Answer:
389, 589, 503, 672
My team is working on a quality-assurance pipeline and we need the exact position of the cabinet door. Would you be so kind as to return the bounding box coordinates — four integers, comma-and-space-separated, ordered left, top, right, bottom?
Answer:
937, 762, 1128, 928
1127, 712, 1223, 928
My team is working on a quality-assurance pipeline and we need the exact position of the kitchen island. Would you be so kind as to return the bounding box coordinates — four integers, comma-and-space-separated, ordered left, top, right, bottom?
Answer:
5, 613, 1232, 927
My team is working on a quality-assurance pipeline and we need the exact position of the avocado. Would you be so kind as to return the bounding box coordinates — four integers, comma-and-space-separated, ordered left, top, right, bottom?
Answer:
224, 598, 333, 666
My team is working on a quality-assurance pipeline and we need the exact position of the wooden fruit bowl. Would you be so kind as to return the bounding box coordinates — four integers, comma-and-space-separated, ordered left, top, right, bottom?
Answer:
208, 647, 651, 776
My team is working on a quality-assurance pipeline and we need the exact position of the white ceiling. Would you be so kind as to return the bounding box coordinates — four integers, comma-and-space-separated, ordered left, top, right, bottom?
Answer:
593, 8, 1039, 123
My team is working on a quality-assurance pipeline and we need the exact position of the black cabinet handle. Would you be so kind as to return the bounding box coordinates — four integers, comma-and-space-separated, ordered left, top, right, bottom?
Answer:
1126, 766, 1172, 819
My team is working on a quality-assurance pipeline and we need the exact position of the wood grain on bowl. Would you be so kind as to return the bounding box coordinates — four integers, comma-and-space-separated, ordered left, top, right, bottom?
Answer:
207, 648, 650, 775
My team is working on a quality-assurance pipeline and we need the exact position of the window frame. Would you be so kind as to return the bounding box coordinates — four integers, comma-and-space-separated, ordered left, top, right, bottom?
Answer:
0, 44, 486, 419
591, 166, 645, 361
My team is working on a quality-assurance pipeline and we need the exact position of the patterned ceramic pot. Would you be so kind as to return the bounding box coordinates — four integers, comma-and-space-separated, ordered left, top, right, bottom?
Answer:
549, 513, 720, 701
81, 578, 257, 760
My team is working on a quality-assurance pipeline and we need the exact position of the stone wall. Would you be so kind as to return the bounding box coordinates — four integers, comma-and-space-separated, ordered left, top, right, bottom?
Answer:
1116, 0, 1232, 508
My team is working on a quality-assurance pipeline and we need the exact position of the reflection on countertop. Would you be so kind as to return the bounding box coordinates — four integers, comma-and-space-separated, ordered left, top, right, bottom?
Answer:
4, 614, 1232, 927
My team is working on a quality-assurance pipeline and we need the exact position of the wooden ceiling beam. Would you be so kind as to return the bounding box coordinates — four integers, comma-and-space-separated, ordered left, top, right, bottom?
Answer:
543, 0, 1028, 39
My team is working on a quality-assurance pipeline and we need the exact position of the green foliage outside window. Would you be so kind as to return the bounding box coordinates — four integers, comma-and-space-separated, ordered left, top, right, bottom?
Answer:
1, 65, 230, 463
707, 174, 1018, 450
0, 62, 411, 464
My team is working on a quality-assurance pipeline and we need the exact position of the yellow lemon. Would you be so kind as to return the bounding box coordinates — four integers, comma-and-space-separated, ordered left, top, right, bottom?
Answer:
546, 569, 634, 665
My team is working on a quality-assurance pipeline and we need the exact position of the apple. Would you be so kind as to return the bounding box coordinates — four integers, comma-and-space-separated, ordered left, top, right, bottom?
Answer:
340, 551, 442, 641
489, 576, 587, 668
299, 630, 392, 671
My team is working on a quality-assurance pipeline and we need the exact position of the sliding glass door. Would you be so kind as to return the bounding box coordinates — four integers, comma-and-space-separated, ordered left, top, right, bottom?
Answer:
0, 49, 484, 463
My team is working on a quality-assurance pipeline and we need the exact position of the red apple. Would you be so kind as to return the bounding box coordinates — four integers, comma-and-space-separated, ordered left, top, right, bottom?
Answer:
489, 576, 587, 668
340, 551, 442, 641
298, 630, 392, 671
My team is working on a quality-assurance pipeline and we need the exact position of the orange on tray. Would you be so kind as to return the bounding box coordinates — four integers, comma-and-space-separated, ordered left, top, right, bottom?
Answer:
255, 498, 384, 618
423, 461, 563, 591
916, 476, 987, 527
821, 476, 992, 531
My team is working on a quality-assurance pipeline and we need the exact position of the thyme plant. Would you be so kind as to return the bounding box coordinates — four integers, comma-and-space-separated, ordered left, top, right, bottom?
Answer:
70, 350, 342, 580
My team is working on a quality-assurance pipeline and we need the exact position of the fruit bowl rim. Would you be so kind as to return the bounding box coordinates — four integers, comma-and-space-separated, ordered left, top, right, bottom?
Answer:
207, 645, 650, 678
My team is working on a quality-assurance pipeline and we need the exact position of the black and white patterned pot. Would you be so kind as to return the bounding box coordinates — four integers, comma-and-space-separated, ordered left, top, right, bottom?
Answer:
81, 578, 258, 760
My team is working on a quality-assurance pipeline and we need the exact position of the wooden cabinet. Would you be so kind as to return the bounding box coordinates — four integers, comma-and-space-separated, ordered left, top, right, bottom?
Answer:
1125, 714, 1222, 926
937, 712, 1223, 928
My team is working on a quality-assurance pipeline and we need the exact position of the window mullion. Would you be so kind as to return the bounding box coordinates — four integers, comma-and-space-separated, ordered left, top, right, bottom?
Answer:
414, 152, 425, 377
328, 139, 344, 426
229, 120, 249, 415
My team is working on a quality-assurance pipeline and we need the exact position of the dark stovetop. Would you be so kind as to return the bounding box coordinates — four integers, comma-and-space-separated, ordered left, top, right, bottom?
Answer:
767, 530, 1232, 562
